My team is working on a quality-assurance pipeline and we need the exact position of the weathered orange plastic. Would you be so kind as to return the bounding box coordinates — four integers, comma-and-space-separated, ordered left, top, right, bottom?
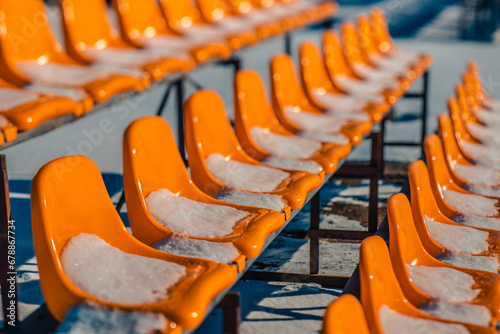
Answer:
59, 0, 194, 82
123, 116, 285, 262
112, 0, 231, 63
359, 236, 496, 334
269, 54, 372, 146
0, 0, 148, 103
320, 294, 370, 334
298, 40, 390, 123
321, 29, 401, 103
388, 192, 500, 325
234, 69, 351, 174
159, 0, 258, 50
30, 155, 238, 330
184, 89, 323, 218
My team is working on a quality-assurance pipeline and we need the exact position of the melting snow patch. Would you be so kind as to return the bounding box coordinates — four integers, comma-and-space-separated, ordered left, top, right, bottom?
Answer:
284, 106, 347, 133
454, 164, 500, 187
62, 234, 186, 305
379, 305, 469, 334
461, 141, 500, 166
465, 184, 500, 198
452, 214, 500, 231
298, 131, 350, 144
261, 156, 322, 174
467, 122, 500, 145
206, 153, 289, 192
153, 236, 240, 264
424, 215, 490, 254
250, 126, 322, 159
437, 252, 498, 273
311, 89, 378, 114
407, 265, 480, 302
442, 189, 499, 217
215, 190, 286, 212
420, 301, 491, 327
146, 188, 249, 238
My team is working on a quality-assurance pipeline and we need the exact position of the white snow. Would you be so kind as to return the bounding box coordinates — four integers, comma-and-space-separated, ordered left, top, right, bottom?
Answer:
465, 184, 500, 198
153, 236, 240, 264
452, 214, 500, 231
215, 190, 286, 212
420, 301, 491, 327
454, 164, 500, 187
407, 264, 480, 302
250, 126, 322, 159
146, 188, 249, 238
311, 89, 379, 113
284, 106, 347, 133
261, 156, 322, 174
466, 122, 500, 146
0, 88, 40, 111
61, 234, 186, 305
379, 305, 469, 334
437, 252, 498, 273
298, 131, 350, 144
473, 108, 500, 127
335, 75, 389, 97
206, 153, 290, 192
461, 140, 500, 166
442, 189, 499, 217
424, 215, 490, 254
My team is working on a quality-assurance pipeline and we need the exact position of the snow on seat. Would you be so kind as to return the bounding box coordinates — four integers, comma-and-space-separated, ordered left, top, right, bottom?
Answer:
123, 116, 286, 260
31, 155, 238, 330
214, 189, 286, 212
419, 301, 491, 327
285, 107, 347, 133
442, 189, 499, 217
311, 89, 383, 116
62, 233, 186, 305
466, 122, 500, 146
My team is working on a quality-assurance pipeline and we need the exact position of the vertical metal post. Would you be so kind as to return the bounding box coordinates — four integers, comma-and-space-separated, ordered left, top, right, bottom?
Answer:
115, 191, 125, 212
176, 79, 186, 165
368, 133, 382, 233
284, 32, 292, 56
0, 155, 17, 329
309, 191, 320, 275
420, 70, 429, 155
155, 83, 174, 117
218, 291, 240, 334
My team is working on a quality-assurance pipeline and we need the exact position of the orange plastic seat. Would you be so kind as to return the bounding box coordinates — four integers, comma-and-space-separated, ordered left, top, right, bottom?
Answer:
0, 0, 148, 105
112, 0, 231, 64
30, 155, 237, 330
388, 192, 500, 326
184, 89, 323, 219
298, 40, 390, 123
60, 0, 194, 82
270, 54, 372, 146
360, 235, 495, 334
234, 69, 352, 175
320, 294, 370, 334
251, 0, 305, 28
340, 22, 411, 93
369, 8, 433, 73
123, 115, 285, 261
159, 0, 257, 51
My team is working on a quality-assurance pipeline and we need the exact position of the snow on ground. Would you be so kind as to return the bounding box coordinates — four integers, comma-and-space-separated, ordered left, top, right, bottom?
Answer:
3, 1, 500, 332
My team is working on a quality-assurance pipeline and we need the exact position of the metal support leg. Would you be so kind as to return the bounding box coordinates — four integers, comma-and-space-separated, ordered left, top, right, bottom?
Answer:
420, 70, 429, 155
217, 292, 240, 334
115, 191, 125, 212
368, 132, 382, 233
0, 155, 17, 330
155, 83, 174, 117
309, 192, 320, 275
284, 32, 292, 56
176, 79, 187, 165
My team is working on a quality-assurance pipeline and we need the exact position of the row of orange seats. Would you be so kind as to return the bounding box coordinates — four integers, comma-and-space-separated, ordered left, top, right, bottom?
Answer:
28, 8, 432, 334
322, 62, 500, 334
0, 0, 335, 145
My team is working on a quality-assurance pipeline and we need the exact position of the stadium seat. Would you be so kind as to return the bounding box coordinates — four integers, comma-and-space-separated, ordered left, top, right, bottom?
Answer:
59, 0, 195, 82
388, 193, 500, 324
270, 54, 373, 146
184, 89, 323, 218
466, 61, 500, 111
250, 0, 304, 28
30, 155, 237, 330
298, 40, 390, 123
158, 0, 257, 51
0, 0, 148, 104
111, 0, 231, 63
234, 69, 351, 175
320, 294, 370, 334
122, 115, 285, 260
359, 236, 494, 334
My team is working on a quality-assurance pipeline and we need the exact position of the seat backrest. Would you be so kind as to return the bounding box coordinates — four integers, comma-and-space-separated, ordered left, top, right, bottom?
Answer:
123, 116, 205, 244
359, 236, 420, 334
112, 0, 169, 41
369, 8, 394, 54
423, 134, 461, 216
320, 294, 370, 334
387, 193, 442, 305
447, 97, 477, 162
197, 0, 232, 23
234, 69, 290, 160
455, 83, 478, 124
467, 60, 486, 100
298, 41, 340, 110
340, 22, 365, 66
30, 155, 137, 320
322, 29, 353, 79
184, 89, 258, 195
60, 0, 120, 61
356, 14, 379, 58
159, 0, 204, 29
227, 0, 253, 15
